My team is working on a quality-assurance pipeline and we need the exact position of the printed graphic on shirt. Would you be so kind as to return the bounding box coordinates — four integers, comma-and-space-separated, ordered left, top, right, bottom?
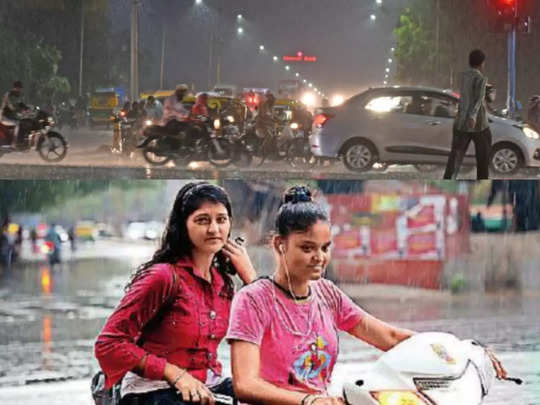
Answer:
292, 336, 332, 383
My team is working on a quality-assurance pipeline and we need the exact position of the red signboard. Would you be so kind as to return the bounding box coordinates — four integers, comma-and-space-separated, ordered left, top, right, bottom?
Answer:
283, 51, 317, 62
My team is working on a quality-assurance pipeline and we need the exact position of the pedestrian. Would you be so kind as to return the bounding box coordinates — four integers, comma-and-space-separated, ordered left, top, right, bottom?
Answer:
94, 182, 257, 405
444, 49, 492, 180
68, 226, 77, 252
227, 185, 509, 405
30, 227, 38, 254
45, 224, 62, 267
527, 95, 540, 133
0, 220, 11, 274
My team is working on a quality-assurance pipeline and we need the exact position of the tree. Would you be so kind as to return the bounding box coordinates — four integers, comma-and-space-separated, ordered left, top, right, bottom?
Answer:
393, 0, 540, 110
0, 181, 158, 225
393, 3, 437, 85
0, 25, 71, 104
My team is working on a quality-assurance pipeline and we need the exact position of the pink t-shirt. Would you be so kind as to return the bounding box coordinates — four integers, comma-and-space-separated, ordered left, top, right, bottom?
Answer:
226, 278, 365, 394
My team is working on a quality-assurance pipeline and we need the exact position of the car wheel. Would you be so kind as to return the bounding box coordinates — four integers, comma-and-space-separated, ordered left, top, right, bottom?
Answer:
342, 139, 377, 172
490, 144, 523, 175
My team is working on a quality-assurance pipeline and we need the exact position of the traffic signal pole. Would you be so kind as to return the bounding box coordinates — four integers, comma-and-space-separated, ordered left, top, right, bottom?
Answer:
506, 0, 518, 118
130, 0, 140, 101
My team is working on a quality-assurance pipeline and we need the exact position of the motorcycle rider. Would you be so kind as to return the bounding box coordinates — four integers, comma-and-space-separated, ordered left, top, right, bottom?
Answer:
0, 81, 27, 148
144, 95, 163, 122
190, 93, 209, 119
255, 91, 277, 139
162, 84, 190, 134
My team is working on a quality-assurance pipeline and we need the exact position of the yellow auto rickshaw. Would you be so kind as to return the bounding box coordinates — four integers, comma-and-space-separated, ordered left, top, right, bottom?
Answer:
89, 90, 121, 128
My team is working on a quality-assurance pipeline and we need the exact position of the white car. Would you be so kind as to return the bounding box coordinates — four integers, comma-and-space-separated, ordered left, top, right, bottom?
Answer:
310, 86, 540, 175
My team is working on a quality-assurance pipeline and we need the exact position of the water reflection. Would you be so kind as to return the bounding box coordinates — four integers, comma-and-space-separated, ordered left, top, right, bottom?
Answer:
41, 267, 51, 295
42, 315, 53, 371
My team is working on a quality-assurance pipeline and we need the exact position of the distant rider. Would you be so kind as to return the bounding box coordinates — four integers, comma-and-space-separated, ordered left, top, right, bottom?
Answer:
0, 81, 28, 148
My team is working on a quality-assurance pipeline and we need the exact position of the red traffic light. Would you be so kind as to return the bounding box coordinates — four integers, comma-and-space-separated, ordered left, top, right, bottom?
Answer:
491, 0, 517, 13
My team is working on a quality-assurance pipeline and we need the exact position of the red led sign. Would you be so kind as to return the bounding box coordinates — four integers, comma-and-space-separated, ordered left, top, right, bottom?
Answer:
283, 51, 317, 63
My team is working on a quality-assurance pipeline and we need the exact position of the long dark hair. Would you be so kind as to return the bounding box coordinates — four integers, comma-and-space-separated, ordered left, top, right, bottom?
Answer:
275, 185, 329, 238
126, 182, 233, 291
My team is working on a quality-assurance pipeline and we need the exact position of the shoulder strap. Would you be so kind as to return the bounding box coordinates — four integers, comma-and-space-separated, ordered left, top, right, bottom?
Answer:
136, 266, 180, 346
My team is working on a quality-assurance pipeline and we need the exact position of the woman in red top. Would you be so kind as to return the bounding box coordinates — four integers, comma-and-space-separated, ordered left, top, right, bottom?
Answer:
191, 93, 209, 119
95, 182, 257, 405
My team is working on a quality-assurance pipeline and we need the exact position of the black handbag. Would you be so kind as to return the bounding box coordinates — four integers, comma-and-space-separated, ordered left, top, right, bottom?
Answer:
91, 371, 122, 405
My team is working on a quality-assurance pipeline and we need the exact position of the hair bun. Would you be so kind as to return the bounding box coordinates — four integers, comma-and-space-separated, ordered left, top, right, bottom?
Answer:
283, 186, 312, 205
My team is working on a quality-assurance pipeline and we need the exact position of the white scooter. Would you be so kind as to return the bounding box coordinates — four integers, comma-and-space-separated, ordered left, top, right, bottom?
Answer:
343, 332, 522, 405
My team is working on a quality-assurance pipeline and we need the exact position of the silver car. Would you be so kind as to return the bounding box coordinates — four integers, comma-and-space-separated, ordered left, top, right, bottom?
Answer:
310, 86, 540, 175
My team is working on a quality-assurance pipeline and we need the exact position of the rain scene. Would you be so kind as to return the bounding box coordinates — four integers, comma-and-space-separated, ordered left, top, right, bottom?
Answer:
1, 1, 540, 405
0, 180, 539, 404
0, 0, 539, 180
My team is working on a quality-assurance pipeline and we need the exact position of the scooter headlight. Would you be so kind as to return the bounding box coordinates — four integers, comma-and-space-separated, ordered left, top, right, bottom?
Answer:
523, 126, 540, 140
370, 391, 428, 405
226, 115, 235, 123
213, 118, 222, 130
290, 122, 299, 130
144, 119, 153, 127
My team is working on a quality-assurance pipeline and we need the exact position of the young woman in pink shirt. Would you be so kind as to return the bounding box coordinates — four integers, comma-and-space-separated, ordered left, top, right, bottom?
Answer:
227, 186, 508, 405
95, 182, 256, 405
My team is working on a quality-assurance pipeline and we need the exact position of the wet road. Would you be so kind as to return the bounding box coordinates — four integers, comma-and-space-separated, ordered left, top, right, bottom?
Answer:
0, 242, 538, 404
0, 128, 539, 180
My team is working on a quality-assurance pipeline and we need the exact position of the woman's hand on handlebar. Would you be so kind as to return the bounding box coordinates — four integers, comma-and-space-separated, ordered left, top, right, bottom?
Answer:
165, 365, 215, 405
311, 396, 345, 405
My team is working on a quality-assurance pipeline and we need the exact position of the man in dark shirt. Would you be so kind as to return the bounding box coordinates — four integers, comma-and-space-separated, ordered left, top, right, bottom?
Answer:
0, 81, 26, 147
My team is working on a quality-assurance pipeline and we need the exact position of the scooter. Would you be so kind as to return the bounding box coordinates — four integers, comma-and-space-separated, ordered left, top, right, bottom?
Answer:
0, 107, 68, 162
342, 332, 521, 405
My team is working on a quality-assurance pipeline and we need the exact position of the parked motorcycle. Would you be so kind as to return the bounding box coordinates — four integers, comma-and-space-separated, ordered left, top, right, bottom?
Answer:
0, 107, 68, 162
343, 332, 521, 405
284, 121, 316, 169
214, 114, 253, 168
138, 117, 233, 167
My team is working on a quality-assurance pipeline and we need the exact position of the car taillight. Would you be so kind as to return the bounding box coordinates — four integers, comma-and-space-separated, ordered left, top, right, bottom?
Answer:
313, 113, 333, 128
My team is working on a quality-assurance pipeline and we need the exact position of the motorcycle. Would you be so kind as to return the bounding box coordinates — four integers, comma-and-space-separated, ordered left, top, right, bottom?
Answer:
284, 121, 316, 169
253, 118, 310, 167
119, 114, 139, 158
214, 114, 253, 168
342, 332, 521, 405
0, 107, 68, 162
138, 117, 234, 168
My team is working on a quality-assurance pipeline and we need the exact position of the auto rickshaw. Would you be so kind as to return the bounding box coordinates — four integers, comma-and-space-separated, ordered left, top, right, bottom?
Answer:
89, 89, 122, 129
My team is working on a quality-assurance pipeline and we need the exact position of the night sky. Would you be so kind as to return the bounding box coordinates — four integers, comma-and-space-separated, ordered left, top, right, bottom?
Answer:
111, 0, 410, 98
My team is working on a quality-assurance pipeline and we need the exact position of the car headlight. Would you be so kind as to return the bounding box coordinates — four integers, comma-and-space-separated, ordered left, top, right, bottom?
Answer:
213, 118, 221, 130
370, 391, 428, 405
523, 127, 540, 140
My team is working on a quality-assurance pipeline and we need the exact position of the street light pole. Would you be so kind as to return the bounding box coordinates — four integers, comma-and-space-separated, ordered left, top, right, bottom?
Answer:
160, 24, 166, 89
130, 0, 140, 101
78, 2, 85, 97
208, 32, 214, 89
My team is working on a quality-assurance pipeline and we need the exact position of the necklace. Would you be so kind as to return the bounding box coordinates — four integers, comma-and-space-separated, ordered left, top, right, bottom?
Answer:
270, 275, 323, 342
271, 277, 311, 300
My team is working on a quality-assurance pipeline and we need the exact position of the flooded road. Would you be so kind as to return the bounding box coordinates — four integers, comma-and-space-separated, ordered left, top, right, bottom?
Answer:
0, 242, 538, 404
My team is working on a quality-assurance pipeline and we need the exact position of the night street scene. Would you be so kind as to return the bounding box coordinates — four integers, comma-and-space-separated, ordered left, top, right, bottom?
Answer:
0, 0, 540, 180
2, 1, 540, 405
0, 179, 539, 404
